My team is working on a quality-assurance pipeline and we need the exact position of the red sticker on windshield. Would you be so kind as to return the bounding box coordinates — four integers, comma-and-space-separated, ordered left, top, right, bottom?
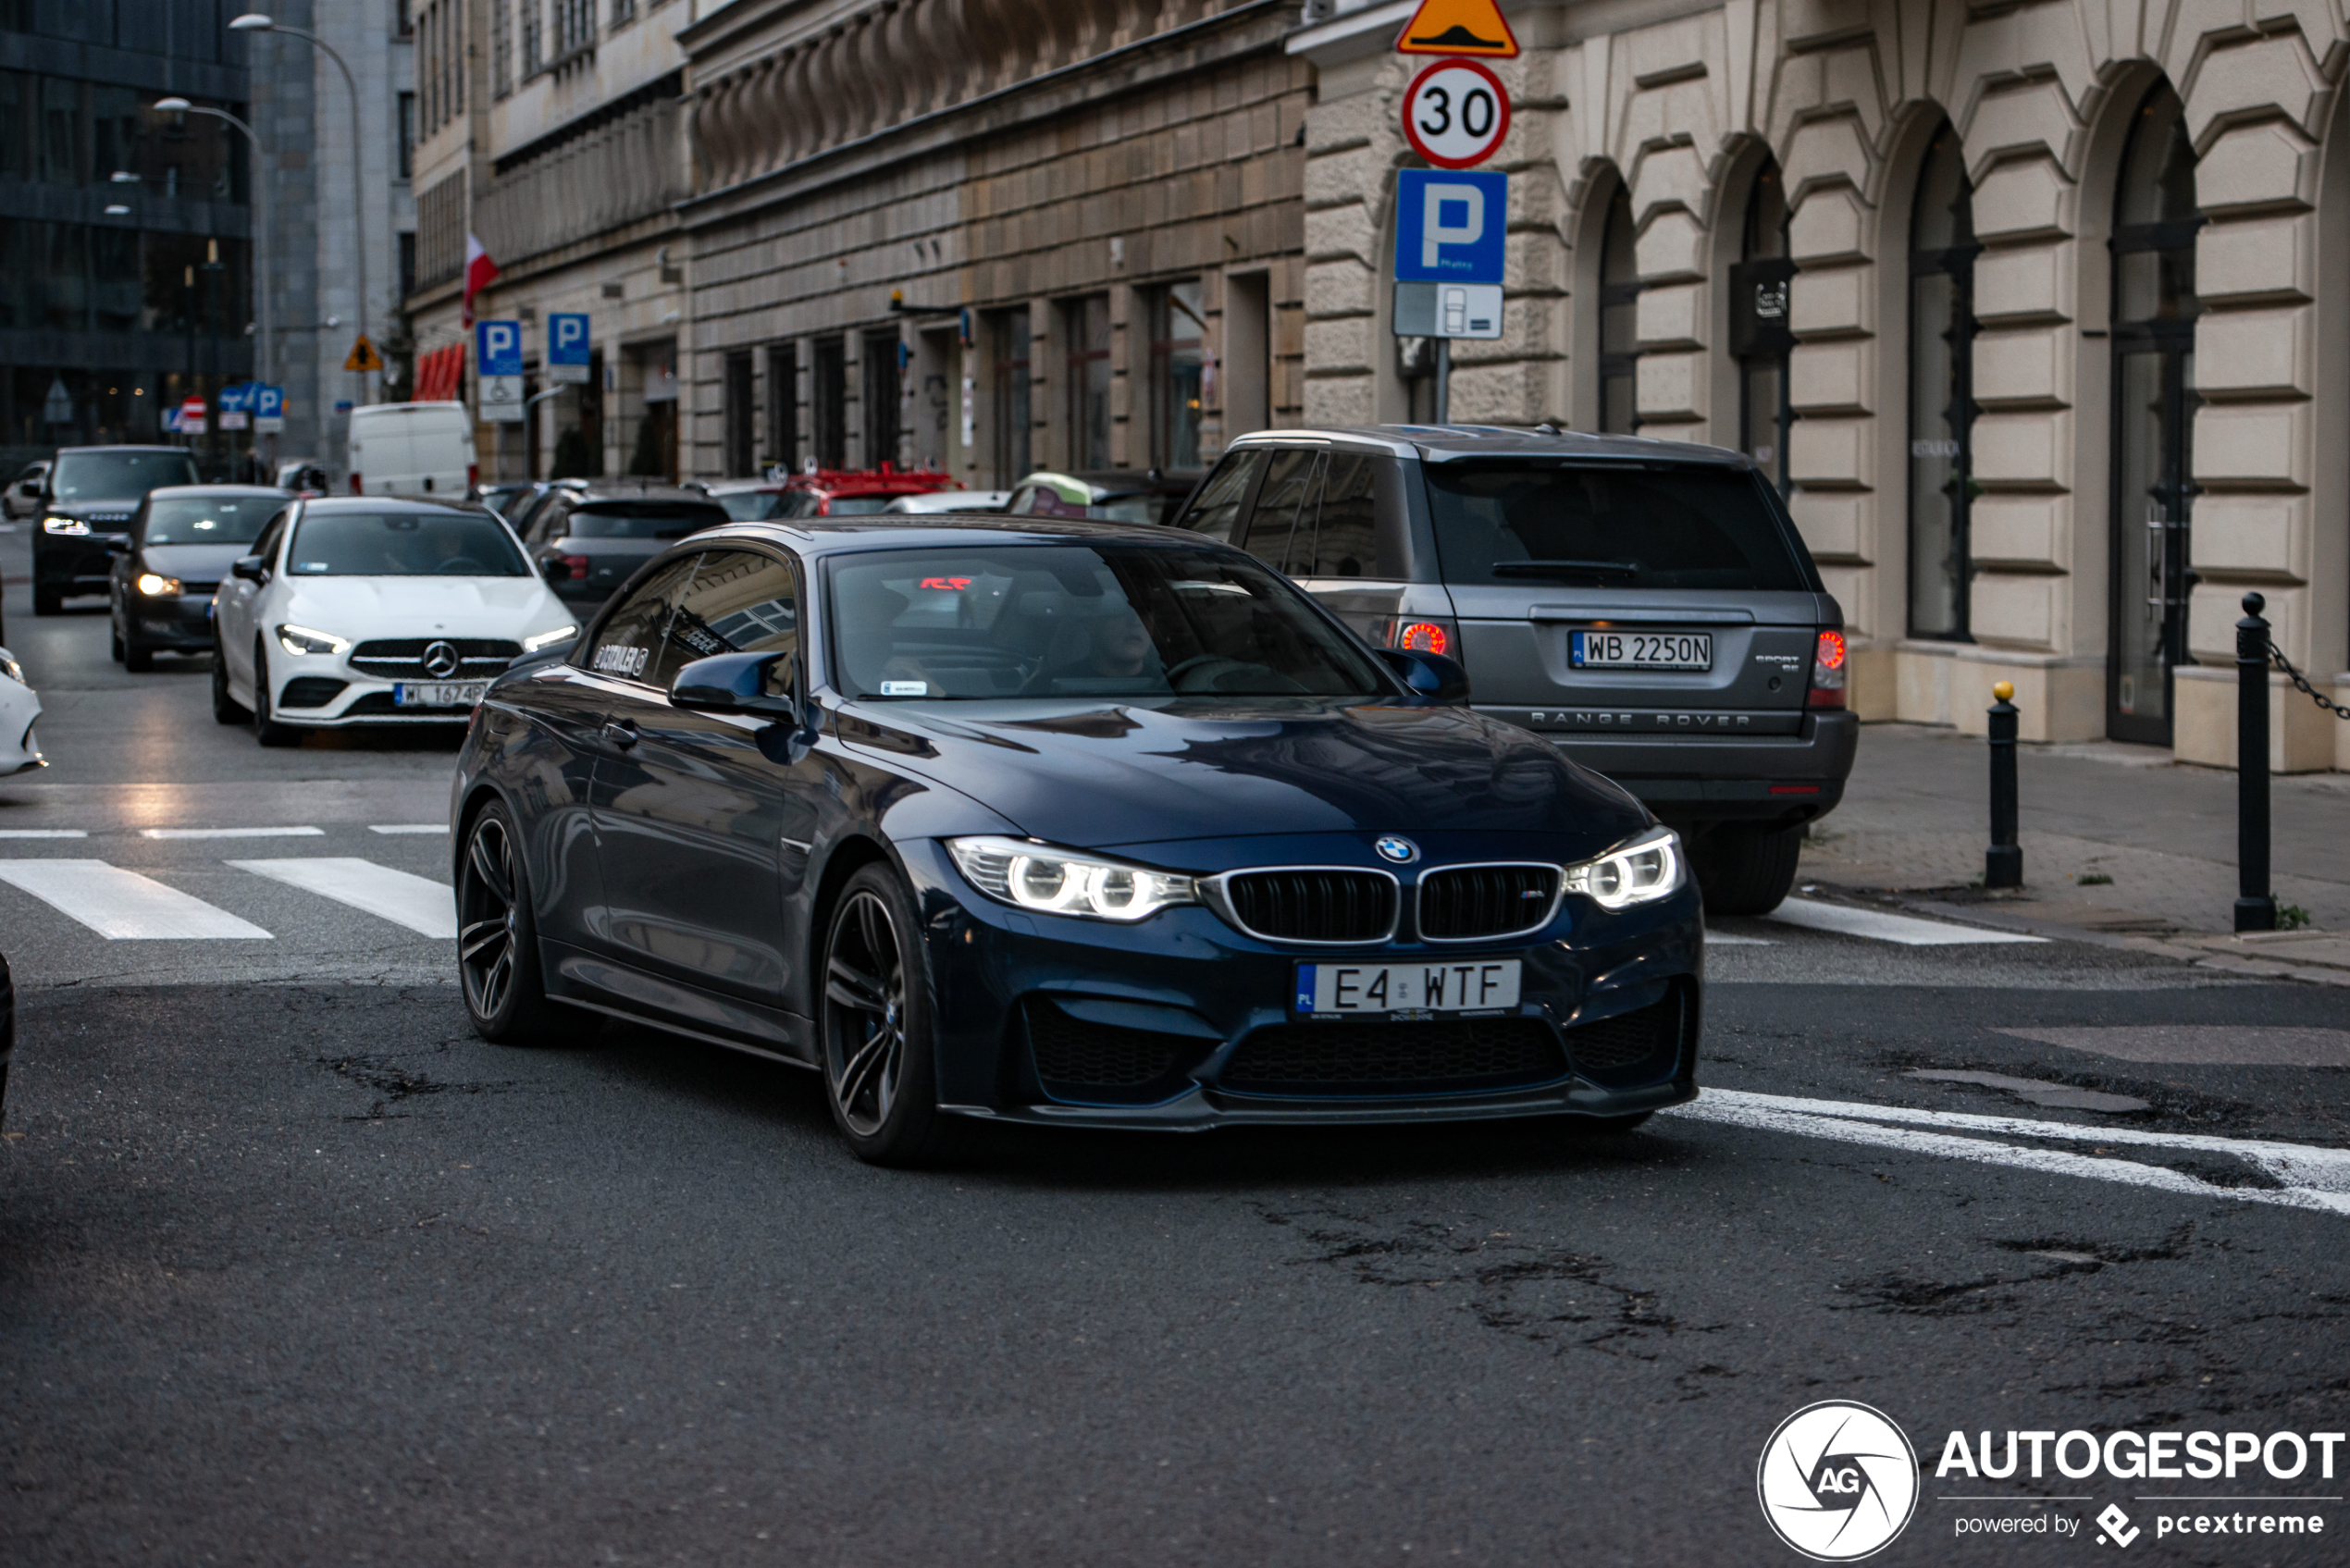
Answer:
920, 576, 972, 590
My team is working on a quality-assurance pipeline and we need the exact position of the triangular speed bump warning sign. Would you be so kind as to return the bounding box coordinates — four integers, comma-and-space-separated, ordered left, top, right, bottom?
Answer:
344, 334, 384, 373
1394, 0, 1519, 56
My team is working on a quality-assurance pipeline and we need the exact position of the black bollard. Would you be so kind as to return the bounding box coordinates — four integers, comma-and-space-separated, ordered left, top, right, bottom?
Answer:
1985, 681, 2022, 889
2235, 593, 2277, 932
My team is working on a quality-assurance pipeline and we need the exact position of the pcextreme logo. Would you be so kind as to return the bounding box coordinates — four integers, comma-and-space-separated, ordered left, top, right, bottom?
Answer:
1758, 1401, 1922, 1561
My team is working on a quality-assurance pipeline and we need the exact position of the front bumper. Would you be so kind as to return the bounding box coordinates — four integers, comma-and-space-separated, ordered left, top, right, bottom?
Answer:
266, 658, 484, 726
1506, 710, 1860, 825
127, 592, 219, 651
897, 836, 1704, 1131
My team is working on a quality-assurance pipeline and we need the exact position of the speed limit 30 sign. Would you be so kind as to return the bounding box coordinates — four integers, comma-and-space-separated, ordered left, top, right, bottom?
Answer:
1402, 56, 1510, 169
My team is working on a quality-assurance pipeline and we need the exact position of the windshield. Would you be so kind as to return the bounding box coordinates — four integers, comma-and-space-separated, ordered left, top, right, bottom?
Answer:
562, 502, 728, 539
53, 451, 199, 501
142, 494, 275, 546
829, 544, 1389, 701
1425, 462, 1814, 591
285, 511, 530, 576
716, 490, 790, 522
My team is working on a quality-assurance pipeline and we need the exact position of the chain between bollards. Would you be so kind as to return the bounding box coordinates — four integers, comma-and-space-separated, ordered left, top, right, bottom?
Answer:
2236, 592, 2277, 932
1985, 681, 2022, 890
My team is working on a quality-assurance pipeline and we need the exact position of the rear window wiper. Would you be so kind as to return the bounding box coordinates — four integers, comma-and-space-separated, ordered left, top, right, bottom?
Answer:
1490, 559, 1639, 581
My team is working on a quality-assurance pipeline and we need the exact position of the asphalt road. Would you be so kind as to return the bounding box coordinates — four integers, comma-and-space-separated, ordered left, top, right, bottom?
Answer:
4, 530, 2346, 1565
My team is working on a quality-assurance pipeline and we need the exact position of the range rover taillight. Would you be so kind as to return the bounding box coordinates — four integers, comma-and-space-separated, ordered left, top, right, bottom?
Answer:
1384, 617, 1459, 659
1807, 629, 1848, 708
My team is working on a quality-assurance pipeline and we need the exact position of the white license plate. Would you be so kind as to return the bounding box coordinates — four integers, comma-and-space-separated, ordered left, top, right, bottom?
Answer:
393, 681, 489, 709
1294, 960, 1521, 1017
1571, 630, 1713, 671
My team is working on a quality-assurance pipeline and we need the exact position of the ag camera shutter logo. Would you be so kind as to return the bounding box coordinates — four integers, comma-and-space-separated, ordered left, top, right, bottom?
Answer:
1758, 1401, 1920, 1561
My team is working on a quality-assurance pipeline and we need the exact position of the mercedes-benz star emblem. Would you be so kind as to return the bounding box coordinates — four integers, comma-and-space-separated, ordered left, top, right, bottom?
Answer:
1374, 835, 1418, 864
422, 640, 462, 678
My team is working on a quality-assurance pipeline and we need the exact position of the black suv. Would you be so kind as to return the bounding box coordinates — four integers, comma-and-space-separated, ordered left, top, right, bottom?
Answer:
515, 481, 731, 613
34, 446, 202, 613
1171, 426, 1857, 915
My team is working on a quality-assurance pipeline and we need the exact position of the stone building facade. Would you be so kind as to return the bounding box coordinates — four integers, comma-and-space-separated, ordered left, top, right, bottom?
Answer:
676, 0, 1311, 490
1292, 0, 2350, 770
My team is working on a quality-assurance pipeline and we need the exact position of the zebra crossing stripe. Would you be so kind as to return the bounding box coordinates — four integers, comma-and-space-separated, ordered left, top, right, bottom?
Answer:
142, 826, 325, 840
0, 829, 87, 838
228, 858, 457, 939
0, 859, 273, 940
367, 824, 445, 835
1764, 896, 2047, 946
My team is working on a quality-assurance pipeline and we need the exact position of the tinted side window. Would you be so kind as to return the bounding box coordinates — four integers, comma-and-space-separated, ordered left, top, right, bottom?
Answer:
584, 554, 701, 682
250, 510, 291, 567
1242, 450, 1324, 572
1172, 450, 1262, 544
663, 549, 800, 696
1302, 454, 1380, 578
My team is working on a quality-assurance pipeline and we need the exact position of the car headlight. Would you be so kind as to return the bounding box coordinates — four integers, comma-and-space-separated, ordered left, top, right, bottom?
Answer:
136, 571, 183, 597
0, 655, 25, 686
522, 623, 579, 653
42, 515, 89, 536
1562, 826, 1684, 910
947, 835, 1197, 922
276, 623, 350, 657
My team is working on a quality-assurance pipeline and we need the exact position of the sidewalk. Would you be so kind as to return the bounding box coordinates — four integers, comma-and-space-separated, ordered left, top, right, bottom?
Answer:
1799, 722, 2350, 981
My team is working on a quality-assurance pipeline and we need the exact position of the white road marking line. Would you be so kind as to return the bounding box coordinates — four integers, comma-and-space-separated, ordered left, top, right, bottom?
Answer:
229, 858, 457, 939
1666, 1087, 2350, 1215
0, 859, 273, 940
1707, 932, 1775, 946
1764, 895, 2048, 946
142, 825, 325, 840
367, 824, 446, 835
0, 829, 88, 838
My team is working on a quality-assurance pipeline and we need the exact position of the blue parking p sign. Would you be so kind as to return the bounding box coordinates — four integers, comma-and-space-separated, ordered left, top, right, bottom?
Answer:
476, 319, 523, 377
548, 313, 589, 366
1394, 169, 1507, 284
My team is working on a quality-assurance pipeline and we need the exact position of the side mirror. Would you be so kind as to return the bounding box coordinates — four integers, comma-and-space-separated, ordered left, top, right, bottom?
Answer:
230, 555, 268, 582
671, 650, 798, 721
1376, 647, 1470, 704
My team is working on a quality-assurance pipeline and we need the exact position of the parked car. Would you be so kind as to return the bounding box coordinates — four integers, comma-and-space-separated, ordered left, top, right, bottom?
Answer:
275, 458, 330, 496
348, 401, 477, 499
109, 485, 288, 671
884, 489, 1010, 513
0, 645, 43, 776
5, 460, 51, 521
1169, 426, 1857, 917
474, 481, 536, 521
702, 478, 798, 523
33, 446, 202, 614
1006, 469, 1202, 526
517, 481, 733, 614
451, 513, 1699, 1164
210, 497, 578, 745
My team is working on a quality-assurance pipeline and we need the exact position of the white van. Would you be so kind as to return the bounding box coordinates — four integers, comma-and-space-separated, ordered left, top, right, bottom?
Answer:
347, 402, 477, 498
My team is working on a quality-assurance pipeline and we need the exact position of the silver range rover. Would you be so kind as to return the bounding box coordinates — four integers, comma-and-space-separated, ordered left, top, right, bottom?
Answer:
1170, 425, 1857, 916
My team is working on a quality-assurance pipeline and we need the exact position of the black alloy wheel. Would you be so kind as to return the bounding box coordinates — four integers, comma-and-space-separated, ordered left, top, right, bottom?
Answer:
457, 803, 561, 1044
210, 633, 249, 723
250, 644, 297, 747
820, 864, 959, 1165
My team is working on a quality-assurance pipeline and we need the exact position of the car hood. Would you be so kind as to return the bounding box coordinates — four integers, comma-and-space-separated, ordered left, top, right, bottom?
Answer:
835, 698, 1651, 858
141, 543, 253, 580
279, 575, 571, 636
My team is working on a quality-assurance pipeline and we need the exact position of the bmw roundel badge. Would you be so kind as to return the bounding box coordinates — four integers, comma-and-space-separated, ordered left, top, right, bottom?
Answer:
1374, 835, 1418, 865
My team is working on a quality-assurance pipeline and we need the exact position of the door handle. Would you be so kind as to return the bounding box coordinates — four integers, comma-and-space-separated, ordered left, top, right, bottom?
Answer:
602, 719, 638, 749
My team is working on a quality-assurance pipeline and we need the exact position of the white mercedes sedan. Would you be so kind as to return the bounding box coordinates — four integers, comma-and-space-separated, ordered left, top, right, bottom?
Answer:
211, 497, 579, 746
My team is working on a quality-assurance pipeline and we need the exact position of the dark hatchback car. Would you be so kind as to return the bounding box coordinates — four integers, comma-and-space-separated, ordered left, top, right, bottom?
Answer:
34, 446, 202, 614
1172, 426, 1857, 915
518, 481, 732, 613
451, 514, 1702, 1165
108, 485, 288, 670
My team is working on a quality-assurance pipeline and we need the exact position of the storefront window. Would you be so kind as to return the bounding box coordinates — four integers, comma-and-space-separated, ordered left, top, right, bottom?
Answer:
1064, 293, 1110, 470
1598, 179, 1640, 434
991, 306, 1030, 486
1730, 158, 1794, 493
1149, 280, 1203, 471
1908, 125, 1977, 640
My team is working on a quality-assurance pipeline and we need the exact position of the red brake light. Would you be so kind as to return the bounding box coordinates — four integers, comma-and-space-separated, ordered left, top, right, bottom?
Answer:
349, 472, 363, 494
1396, 622, 1450, 656
468, 463, 480, 489
1808, 629, 1848, 708
559, 554, 589, 581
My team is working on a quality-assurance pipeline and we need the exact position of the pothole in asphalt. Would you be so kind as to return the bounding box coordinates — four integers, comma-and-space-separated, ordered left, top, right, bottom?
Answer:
1905, 1068, 2150, 1114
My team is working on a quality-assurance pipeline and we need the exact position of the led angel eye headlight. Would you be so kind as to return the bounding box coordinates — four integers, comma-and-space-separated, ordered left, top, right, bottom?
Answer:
948, 836, 1198, 923
276, 623, 350, 657
1563, 826, 1684, 910
523, 623, 580, 653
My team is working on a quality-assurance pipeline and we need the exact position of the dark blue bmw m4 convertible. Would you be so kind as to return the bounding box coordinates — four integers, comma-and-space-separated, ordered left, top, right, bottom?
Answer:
450, 516, 1704, 1163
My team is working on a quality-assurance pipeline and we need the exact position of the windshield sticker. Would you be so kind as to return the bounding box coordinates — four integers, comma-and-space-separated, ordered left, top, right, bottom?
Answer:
292, 562, 329, 574
593, 645, 648, 676
880, 680, 928, 697
919, 577, 972, 591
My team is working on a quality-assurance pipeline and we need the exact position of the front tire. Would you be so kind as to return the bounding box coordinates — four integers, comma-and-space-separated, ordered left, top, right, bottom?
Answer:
457, 803, 563, 1044
1693, 822, 1804, 917
211, 637, 248, 722
250, 646, 298, 747
820, 864, 960, 1166
31, 586, 60, 617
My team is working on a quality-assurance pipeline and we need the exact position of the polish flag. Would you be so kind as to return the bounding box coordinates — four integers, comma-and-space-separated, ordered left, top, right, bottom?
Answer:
463, 233, 501, 326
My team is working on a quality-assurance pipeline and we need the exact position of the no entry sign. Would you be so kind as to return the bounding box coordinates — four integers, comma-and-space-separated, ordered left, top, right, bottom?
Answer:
1402, 56, 1510, 169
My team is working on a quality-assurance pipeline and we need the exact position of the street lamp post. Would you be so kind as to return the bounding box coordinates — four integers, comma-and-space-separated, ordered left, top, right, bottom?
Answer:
228, 13, 368, 410
155, 99, 273, 471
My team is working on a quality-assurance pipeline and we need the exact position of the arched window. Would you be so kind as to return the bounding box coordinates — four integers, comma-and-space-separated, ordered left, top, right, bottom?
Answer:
1729, 158, 1794, 492
1908, 124, 1978, 639
1598, 180, 1641, 433
2108, 81, 2201, 744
